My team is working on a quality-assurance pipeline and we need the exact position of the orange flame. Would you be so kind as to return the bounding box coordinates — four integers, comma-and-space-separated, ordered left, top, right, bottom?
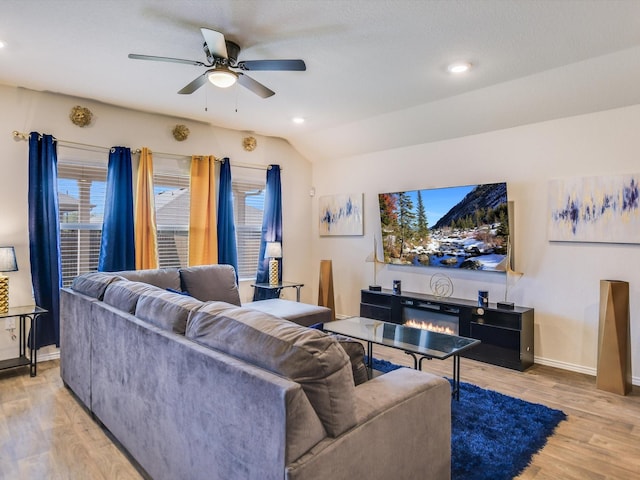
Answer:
404, 319, 455, 335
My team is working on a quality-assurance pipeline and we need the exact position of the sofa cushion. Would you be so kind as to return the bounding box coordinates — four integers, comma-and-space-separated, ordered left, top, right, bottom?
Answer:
333, 335, 369, 386
244, 299, 331, 327
116, 268, 181, 290
186, 305, 357, 437
103, 281, 165, 314
71, 272, 125, 300
135, 290, 205, 334
179, 265, 241, 306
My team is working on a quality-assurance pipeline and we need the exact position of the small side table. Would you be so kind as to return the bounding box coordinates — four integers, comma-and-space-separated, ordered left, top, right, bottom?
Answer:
0, 305, 48, 377
251, 281, 305, 302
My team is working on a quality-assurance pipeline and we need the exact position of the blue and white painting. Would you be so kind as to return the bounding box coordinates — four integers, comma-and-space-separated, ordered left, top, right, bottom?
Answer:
319, 193, 363, 236
548, 174, 640, 243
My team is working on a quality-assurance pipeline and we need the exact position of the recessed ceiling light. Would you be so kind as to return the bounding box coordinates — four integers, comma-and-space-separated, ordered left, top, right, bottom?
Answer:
0, 41, 6, 49
292, 117, 305, 124
447, 62, 472, 74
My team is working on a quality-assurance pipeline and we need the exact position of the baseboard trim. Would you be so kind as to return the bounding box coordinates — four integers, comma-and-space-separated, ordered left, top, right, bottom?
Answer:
37, 350, 60, 363
534, 355, 639, 386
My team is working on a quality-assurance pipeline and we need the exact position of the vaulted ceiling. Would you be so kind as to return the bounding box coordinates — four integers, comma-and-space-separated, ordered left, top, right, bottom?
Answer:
3, 0, 640, 161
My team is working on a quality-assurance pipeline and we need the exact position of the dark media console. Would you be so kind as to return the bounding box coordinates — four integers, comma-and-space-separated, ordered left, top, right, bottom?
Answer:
360, 289, 534, 371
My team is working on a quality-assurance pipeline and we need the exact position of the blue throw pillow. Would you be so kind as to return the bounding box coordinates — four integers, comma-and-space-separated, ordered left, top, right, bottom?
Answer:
166, 288, 191, 296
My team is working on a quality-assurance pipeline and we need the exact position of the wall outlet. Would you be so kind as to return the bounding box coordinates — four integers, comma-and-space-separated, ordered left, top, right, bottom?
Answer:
5, 318, 15, 330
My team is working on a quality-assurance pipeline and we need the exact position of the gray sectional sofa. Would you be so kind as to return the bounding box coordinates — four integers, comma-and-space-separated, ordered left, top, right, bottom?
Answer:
60, 265, 451, 480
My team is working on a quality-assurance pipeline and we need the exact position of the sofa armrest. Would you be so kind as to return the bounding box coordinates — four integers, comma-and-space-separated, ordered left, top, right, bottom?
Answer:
285, 368, 451, 480
60, 288, 97, 408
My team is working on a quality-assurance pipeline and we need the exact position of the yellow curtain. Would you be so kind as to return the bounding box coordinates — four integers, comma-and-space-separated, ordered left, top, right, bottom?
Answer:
134, 147, 159, 269
189, 155, 218, 265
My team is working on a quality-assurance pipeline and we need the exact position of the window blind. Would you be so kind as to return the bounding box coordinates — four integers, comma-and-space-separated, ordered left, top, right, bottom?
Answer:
153, 159, 190, 269
57, 162, 107, 286
233, 180, 265, 280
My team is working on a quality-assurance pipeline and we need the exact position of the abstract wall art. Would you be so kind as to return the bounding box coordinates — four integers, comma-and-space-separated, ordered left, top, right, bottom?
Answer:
548, 173, 640, 244
319, 193, 363, 236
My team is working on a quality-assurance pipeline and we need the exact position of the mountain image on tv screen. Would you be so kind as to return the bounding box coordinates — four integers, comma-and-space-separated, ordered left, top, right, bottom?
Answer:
378, 182, 509, 272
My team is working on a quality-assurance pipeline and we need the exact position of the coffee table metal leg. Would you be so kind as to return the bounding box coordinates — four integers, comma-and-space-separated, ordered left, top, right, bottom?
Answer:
417, 355, 433, 370
366, 341, 373, 369
365, 341, 374, 379
451, 355, 461, 401
418, 353, 461, 401
404, 351, 418, 369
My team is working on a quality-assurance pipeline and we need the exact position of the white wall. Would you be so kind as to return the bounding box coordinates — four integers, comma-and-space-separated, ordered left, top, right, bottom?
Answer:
3, 83, 638, 384
0, 85, 314, 360
310, 104, 640, 383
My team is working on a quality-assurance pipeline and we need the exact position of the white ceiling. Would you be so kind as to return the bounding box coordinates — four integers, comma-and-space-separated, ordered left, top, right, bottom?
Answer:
3, 0, 640, 161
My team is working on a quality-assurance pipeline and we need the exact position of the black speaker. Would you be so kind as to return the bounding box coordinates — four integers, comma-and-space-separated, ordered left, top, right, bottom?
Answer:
497, 301, 515, 310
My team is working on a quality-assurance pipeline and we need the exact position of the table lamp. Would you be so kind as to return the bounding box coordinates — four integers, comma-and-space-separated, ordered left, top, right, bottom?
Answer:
265, 242, 282, 286
0, 246, 18, 313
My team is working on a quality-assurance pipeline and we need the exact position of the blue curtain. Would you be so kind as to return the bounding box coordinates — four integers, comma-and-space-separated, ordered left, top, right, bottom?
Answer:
217, 158, 239, 281
253, 165, 282, 300
98, 147, 135, 272
28, 132, 62, 348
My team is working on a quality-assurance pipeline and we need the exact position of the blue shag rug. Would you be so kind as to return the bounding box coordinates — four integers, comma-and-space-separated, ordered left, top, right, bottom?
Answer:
368, 357, 567, 480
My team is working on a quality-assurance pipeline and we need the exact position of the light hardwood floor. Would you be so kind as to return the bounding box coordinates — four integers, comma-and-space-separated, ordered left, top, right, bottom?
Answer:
1, 354, 639, 479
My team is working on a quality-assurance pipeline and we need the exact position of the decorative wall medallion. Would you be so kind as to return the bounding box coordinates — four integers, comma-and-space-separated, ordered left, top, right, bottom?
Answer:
172, 124, 190, 141
69, 105, 93, 127
243, 136, 257, 151
430, 273, 454, 298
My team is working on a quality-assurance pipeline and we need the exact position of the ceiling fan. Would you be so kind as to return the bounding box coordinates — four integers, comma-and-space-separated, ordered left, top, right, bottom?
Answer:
128, 28, 306, 98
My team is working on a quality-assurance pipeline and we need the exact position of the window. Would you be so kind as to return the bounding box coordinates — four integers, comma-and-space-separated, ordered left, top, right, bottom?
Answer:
58, 162, 107, 286
233, 180, 265, 280
57, 154, 261, 283
153, 158, 190, 268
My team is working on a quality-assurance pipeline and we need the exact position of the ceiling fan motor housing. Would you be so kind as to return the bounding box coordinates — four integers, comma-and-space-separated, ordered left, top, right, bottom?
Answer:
204, 40, 240, 66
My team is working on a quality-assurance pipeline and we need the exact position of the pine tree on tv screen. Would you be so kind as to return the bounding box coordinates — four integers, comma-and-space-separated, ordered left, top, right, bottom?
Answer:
378, 182, 509, 272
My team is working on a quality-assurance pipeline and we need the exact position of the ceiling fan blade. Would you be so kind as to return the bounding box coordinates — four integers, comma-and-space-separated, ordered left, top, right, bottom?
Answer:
238, 59, 306, 71
237, 73, 275, 98
178, 71, 211, 94
128, 53, 205, 67
200, 27, 228, 59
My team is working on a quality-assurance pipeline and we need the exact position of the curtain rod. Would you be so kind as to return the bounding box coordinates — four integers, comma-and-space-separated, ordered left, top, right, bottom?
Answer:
11, 130, 276, 170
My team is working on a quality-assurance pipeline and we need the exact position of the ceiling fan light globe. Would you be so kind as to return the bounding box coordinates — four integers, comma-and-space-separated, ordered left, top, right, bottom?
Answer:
208, 70, 237, 88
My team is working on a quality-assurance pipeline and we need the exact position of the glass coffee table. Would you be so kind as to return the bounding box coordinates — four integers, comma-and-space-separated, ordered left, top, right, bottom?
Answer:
324, 316, 480, 400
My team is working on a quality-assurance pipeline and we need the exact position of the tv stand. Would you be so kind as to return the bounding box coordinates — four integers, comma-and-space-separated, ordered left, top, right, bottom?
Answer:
360, 289, 534, 371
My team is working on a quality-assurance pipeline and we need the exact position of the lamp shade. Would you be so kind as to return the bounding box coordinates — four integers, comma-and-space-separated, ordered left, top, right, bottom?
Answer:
265, 242, 282, 259
0, 246, 17, 272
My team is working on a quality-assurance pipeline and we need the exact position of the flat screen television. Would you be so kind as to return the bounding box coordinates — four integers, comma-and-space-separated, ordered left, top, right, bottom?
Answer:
378, 182, 509, 272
